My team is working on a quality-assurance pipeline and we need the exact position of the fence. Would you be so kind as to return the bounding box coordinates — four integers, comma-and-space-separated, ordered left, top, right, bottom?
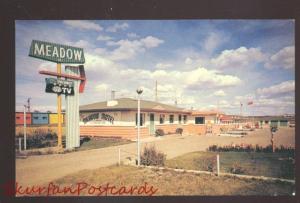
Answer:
15, 137, 66, 151
117, 145, 295, 183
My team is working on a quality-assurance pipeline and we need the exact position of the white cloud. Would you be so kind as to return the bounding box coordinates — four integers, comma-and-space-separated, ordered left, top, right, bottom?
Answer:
95, 83, 109, 91
203, 32, 228, 54
213, 90, 226, 97
105, 36, 164, 61
211, 47, 266, 69
155, 63, 173, 69
264, 46, 295, 69
140, 36, 164, 48
127, 33, 139, 38
97, 35, 113, 41
84, 53, 116, 72
106, 23, 129, 32
185, 57, 193, 65
76, 52, 242, 109
72, 40, 94, 49
182, 67, 242, 89
63, 20, 103, 31
109, 39, 143, 60
257, 80, 295, 98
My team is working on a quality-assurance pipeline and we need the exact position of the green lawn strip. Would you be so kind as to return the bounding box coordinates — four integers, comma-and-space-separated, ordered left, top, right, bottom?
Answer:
166, 151, 295, 179
50, 165, 294, 196
76, 137, 133, 151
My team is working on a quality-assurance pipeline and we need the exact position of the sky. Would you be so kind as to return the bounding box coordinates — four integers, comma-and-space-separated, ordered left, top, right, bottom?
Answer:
15, 20, 295, 116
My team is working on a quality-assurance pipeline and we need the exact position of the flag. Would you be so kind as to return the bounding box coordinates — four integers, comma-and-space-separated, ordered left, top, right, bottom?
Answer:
248, 101, 253, 105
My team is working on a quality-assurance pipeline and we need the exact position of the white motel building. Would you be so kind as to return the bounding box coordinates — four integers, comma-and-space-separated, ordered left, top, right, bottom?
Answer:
79, 98, 230, 140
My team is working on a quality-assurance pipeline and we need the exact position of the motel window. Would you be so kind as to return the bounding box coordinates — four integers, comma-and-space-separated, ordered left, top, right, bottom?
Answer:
178, 115, 182, 124
183, 115, 187, 124
160, 114, 165, 124
34, 117, 38, 119
43, 117, 47, 119
169, 115, 174, 124
135, 113, 145, 126
195, 117, 205, 124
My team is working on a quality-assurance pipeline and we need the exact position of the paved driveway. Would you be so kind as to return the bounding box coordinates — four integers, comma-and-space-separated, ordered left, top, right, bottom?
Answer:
16, 128, 294, 186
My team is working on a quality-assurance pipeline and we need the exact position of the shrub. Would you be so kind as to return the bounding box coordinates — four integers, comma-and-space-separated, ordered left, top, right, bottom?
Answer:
140, 145, 166, 166
230, 162, 246, 174
220, 127, 226, 132
207, 144, 295, 155
176, 128, 183, 135
155, 129, 165, 137
194, 156, 217, 172
80, 136, 91, 145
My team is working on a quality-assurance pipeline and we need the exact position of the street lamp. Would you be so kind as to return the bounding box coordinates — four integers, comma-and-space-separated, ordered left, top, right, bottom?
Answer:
136, 87, 143, 166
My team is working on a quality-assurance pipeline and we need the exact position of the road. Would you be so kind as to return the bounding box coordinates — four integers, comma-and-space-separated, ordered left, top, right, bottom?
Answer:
16, 128, 294, 186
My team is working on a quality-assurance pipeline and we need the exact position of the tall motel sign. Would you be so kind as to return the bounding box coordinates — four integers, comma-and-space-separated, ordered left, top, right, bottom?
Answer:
29, 40, 86, 149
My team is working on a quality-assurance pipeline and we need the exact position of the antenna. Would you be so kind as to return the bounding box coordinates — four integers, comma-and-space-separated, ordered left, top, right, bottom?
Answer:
27, 98, 31, 112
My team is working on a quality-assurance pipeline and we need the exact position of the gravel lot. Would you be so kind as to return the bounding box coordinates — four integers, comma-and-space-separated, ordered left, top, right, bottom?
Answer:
16, 127, 294, 186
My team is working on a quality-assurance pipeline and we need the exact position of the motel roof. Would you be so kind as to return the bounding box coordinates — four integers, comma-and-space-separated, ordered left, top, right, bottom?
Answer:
191, 110, 225, 116
79, 98, 190, 113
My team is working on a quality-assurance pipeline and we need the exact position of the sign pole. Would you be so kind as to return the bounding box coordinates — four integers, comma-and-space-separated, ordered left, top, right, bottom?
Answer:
57, 63, 62, 148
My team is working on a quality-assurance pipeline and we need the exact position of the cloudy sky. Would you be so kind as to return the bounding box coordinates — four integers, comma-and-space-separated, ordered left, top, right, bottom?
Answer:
16, 20, 295, 116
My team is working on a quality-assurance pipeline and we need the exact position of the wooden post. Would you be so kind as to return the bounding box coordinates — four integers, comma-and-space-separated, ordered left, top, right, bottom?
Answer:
57, 63, 62, 148
118, 148, 121, 165
19, 137, 22, 151
217, 154, 220, 176
23, 106, 27, 150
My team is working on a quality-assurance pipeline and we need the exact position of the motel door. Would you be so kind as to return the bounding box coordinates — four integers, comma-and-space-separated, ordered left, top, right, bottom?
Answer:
149, 113, 155, 135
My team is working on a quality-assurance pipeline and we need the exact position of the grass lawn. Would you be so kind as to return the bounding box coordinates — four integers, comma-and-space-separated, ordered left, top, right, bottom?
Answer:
16, 137, 133, 156
76, 137, 133, 151
166, 151, 295, 179
50, 165, 294, 196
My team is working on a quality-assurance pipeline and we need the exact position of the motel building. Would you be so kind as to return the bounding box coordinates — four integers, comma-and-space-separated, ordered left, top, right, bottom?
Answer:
79, 98, 232, 140
253, 116, 293, 128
